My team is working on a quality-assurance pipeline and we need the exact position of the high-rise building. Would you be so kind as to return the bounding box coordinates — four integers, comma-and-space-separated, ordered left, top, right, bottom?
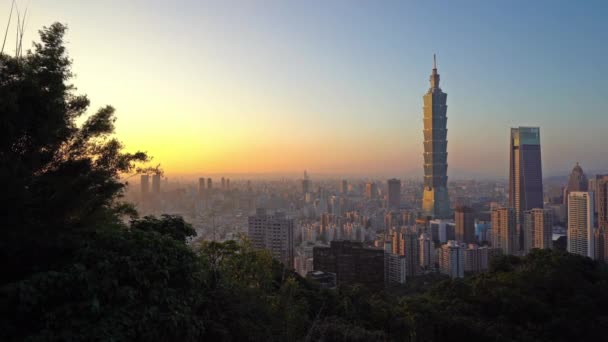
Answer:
302, 170, 312, 194
198, 177, 205, 196
463, 244, 482, 273
563, 163, 588, 206
455, 206, 475, 243
151, 173, 161, 195
340, 179, 348, 195
422, 55, 450, 219
523, 208, 553, 253
429, 219, 454, 243
365, 182, 378, 200
313, 241, 384, 289
384, 242, 407, 286
387, 178, 401, 209
464, 245, 497, 273
491, 207, 518, 255
439, 241, 464, 278
403, 228, 420, 277
509, 127, 544, 250
207, 178, 212, 189
221, 177, 226, 190
226, 178, 230, 190
596, 175, 608, 230
248, 208, 295, 268
593, 228, 607, 262
419, 232, 434, 269
140, 174, 150, 196
567, 192, 595, 259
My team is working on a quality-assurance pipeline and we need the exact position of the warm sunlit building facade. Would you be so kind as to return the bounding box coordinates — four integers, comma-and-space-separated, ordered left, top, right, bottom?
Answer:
523, 208, 553, 253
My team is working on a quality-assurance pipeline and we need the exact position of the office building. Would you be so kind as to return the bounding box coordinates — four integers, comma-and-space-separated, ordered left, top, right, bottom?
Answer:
523, 208, 553, 253
455, 206, 475, 243
313, 241, 384, 289
597, 175, 608, 230
419, 232, 434, 269
439, 240, 464, 278
567, 192, 595, 258
509, 127, 544, 250
340, 179, 348, 195
207, 178, 212, 189
593, 228, 607, 262
151, 173, 161, 195
248, 209, 295, 268
198, 177, 205, 196
385, 252, 407, 285
140, 174, 150, 196
365, 182, 378, 200
384, 241, 407, 285
387, 178, 401, 209
422, 55, 450, 219
430, 219, 455, 243
491, 207, 518, 255
302, 170, 312, 194
465, 245, 501, 273
563, 163, 588, 206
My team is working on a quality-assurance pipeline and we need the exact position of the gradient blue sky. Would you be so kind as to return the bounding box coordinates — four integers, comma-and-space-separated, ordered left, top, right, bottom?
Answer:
4, 0, 608, 178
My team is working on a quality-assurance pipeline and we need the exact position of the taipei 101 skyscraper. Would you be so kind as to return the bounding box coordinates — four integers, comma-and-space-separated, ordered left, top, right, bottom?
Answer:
422, 55, 450, 219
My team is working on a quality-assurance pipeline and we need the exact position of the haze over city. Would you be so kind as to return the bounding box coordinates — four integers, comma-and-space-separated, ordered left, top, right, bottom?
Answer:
9, 0, 607, 179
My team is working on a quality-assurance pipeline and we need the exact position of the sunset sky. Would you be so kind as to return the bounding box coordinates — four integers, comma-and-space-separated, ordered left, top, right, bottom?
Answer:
5, 0, 608, 178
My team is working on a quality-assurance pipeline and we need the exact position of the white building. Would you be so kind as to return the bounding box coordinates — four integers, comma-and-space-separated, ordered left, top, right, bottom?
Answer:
248, 208, 295, 268
384, 241, 407, 285
439, 240, 464, 278
567, 192, 595, 258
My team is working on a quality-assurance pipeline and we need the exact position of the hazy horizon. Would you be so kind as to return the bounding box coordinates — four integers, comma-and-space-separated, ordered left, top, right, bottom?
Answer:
7, 0, 608, 177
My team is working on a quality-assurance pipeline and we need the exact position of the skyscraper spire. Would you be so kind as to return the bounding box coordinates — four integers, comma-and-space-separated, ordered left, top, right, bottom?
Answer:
430, 54, 440, 89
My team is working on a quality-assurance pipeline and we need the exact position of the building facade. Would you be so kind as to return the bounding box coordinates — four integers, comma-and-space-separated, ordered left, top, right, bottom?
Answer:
387, 178, 401, 209
455, 206, 475, 243
140, 174, 149, 196
384, 241, 407, 285
491, 207, 518, 255
567, 192, 595, 258
422, 55, 450, 219
365, 182, 378, 200
419, 232, 434, 269
596, 175, 608, 230
313, 241, 384, 289
509, 127, 544, 251
523, 208, 553, 252
248, 208, 295, 268
439, 240, 464, 278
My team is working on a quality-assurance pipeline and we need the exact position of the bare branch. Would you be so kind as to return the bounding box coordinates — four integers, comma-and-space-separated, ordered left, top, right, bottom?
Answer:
1, 0, 16, 55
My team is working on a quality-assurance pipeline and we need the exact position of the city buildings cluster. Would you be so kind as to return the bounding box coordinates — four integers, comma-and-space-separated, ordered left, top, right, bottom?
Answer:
128, 57, 607, 290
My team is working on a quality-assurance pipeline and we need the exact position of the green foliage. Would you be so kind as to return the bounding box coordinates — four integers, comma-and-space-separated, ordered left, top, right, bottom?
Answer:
131, 214, 197, 242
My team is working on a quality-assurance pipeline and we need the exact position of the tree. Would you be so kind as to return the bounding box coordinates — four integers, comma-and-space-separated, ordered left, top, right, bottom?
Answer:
0, 23, 150, 284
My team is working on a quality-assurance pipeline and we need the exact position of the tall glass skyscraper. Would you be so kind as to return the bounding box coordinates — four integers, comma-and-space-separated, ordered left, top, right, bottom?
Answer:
509, 127, 544, 250
422, 55, 450, 219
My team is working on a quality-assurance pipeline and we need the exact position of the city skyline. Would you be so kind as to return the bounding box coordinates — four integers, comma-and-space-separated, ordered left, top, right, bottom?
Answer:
8, 0, 608, 177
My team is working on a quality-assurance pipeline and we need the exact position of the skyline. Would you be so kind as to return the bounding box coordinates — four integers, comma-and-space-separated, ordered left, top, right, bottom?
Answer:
5, 0, 608, 178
